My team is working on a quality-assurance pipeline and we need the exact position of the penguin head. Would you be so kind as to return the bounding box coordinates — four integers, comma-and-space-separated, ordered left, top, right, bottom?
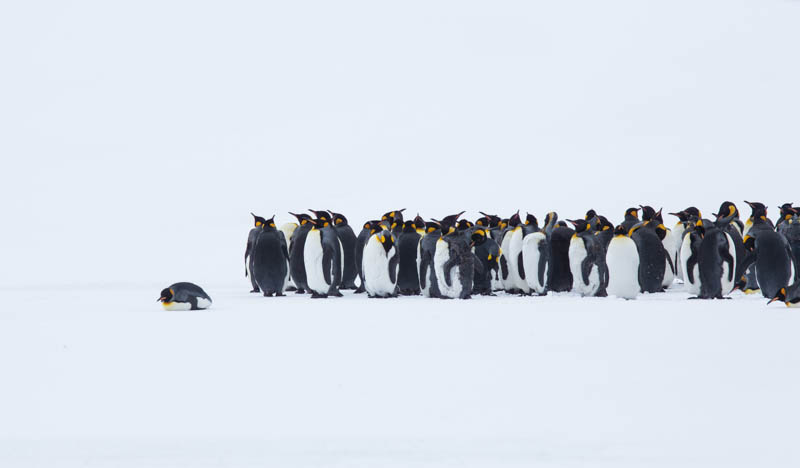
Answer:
683, 207, 702, 222
424, 221, 442, 234
650, 220, 668, 241
567, 219, 591, 234
524, 213, 538, 229
596, 215, 614, 232
639, 205, 657, 222
508, 211, 521, 228
624, 207, 640, 220
743, 234, 756, 251
613, 224, 628, 237
585, 209, 597, 221
328, 211, 349, 226
744, 201, 768, 221
475, 215, 490, 227
768, 288, 787, 305
367, 221, 384, 236
157, 287, 174, 303
261, 215, 277, 230
543, 212, 558, 231
778, 203, 796, 222
308, 209, 332, 227
456, 219, 473, 231
471, 228, 488, 246
499, 218, 509, 230
381, 209, 406, 223
402, 220, 417, 233
377, 231, 394, 253
413, 214, 426, 230
289, 212, 314, 226
437, 211, 465, 230
250, 213, 268, 228
478, 212, 501, 228
668, 210, 689, 223
715, 202, 740, 220
555, 221, 568, 228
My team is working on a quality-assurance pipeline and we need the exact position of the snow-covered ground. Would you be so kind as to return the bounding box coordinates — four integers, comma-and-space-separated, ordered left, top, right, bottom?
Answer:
2, 284, 799, 467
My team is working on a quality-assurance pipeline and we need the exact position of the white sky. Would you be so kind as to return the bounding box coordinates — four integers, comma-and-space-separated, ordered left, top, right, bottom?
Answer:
2, 1, 799, 286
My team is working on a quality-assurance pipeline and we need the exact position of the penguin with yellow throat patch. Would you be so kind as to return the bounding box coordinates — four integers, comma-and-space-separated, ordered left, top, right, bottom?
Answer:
158, 282, 212, 310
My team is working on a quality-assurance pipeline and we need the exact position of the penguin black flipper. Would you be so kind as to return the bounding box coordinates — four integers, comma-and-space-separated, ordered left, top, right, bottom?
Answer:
686, 252, 698, 285
517, 252, 526, 280
473, 253, 485, 275
419, 255, 429, 289
443, 258, 456, 287
500, 255, 509, 280
665, 251, 675, 275
322, 247, 333, 287
538, 242, 548, 288
581, 257, 593, 286
330, 243, 343, 296
721, 245, 735, 283
389, 252, 399, 284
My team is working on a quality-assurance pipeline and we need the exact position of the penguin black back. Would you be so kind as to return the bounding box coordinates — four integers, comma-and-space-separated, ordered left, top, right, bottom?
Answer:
328, 210, 358, 290
546, 213, 574, 292
251, 216, 290, 296
396, 220, 422, 295
288, 212, 314, 294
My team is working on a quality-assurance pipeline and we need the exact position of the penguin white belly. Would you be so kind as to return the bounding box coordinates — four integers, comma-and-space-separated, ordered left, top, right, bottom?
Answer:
162, 301, 192, 311
569, 236, 598, 296
362, 238, 395, 296
673, 224, 686, 282
500, 234, 515, 291
434, 240, 462, 298
661, 229, 676, 288
522, 232, 547, 294
720, 232, 737, 296
680, 234, 700, 295
303, 229, 328, 294
508, 228, 530, 293
606, 236, 640, 299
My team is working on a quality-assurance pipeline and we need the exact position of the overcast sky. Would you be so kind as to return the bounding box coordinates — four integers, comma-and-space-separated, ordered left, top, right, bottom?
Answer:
2, 1, 798, 287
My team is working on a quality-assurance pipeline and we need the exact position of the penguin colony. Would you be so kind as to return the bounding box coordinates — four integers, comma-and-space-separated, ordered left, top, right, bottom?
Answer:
234, 202, 800, 307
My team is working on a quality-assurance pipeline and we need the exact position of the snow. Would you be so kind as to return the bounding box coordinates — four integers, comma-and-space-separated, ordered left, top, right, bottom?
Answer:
2, 284, 800, 467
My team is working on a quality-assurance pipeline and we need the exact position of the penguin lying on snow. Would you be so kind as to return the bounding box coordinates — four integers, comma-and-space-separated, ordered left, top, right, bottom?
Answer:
158, 282, 212, 310
768, 283, 800, 307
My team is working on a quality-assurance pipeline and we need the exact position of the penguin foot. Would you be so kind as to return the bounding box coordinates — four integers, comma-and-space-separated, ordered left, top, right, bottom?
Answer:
263, 292, 274, 297
275, 292, 285, 297
330, 290, 344, 297
285, 286, 297, 292
310, 293, 328, 299
250, 289, 260, 293
595, 290, 608, 298
294, 289, 306, 294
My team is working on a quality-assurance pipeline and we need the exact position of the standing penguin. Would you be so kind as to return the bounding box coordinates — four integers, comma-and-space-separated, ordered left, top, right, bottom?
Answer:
606, 225, 640, 299
157, 282, 212, 310
419, 221, 443, 298
641, 207, 675, 289
328, 210, 358, 290
245, 213, 267, 293
353, 220, 378, 294
630, 220, 666, 293
567, 219, 608, 297
396, 220, 422, 295
546, 212, 574, 292
593, 216, 615, 250
742, 201, 776, 293
303, 217, 343, 298
277, 221, 298, 290
680, 220, 705, 296
251, 215, 290, 296
504, 212, 530, 295
434, 229, 475, 299
713, 202, 747, 290
362, 226, 399, 298
740, 228, 794, 299
668, 210, 690, 282
288, 212, 314, 294
521, 213, 549, 295
777, 213, 800, 280
777, 203, 796, 227
471, 227, 499, 295
692, 214, 737, 299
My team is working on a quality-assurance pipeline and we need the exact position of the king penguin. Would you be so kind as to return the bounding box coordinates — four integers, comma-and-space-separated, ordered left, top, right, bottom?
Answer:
434, 228, 475, 299
471, 227, 499, 295
629, 219, 666, 293
251, 215, 290, 296
567, 219, 608, 297
545, 212, 574, 292
768, 282, 800, 308
277, 221, 298, 290
303, 217, 343, 298
362, 225, 399, 298
288, 212, 314, 294
396, 220, 422, 295
245, 213, 267, 293
606, 225, 640, 299
692, 213, 737, 299
419, 221, 443, 298
504, 211, 530, 295
157, 282, 212, 310
328, 210, 358, 290
521, 213, 549, 295
740, 225, 794, 299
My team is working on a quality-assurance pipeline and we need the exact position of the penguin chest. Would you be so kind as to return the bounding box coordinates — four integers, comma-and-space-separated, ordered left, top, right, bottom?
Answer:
720, 233, 737, 295
303, 230, 329, 292
569, 236, 599, 295
362, 238, 395, 295
434, 240, 462, 298
522, 233, 547, 293
680, 235, 701, 295
508, 229, 529, 292
607, 237, 640, 299
661, 230, 676, 287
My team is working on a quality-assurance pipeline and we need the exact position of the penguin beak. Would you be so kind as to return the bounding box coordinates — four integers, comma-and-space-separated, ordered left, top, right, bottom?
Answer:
157, 297, 165, 302
768, 297, 780, 305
